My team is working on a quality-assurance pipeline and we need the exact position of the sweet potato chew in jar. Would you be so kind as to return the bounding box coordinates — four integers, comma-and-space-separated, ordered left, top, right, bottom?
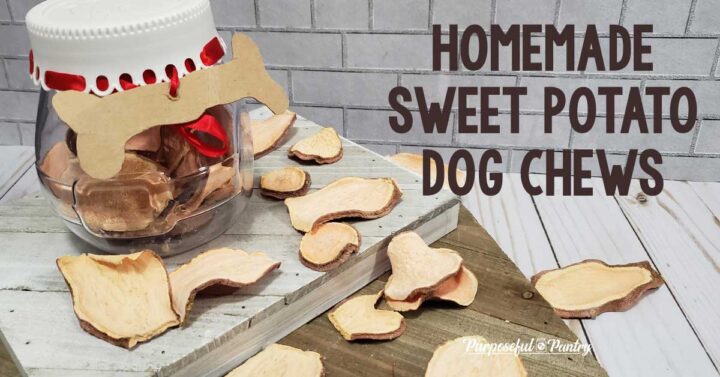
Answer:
27, 0, 289, 255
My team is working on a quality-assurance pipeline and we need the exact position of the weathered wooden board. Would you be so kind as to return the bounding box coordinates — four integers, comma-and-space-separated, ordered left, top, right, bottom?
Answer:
281, 209, 608, 377
617, 180, 720, 368
0, 110, 460, 377
532, 176, 719, 377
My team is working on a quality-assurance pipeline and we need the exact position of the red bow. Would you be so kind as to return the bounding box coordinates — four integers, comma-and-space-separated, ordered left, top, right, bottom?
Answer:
176, 113, 228, 158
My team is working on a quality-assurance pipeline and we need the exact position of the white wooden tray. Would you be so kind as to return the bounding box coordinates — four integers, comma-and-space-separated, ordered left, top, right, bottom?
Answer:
0, 108, 460, 377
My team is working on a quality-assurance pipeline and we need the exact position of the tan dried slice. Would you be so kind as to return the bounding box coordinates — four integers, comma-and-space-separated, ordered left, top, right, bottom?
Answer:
169, 247, 281, 323
433, 266, 478, 305
384, 231, 463, 301
180, 163, 237, 214
125, 126, 161, 152
388, 152, 466, 187
203, 173, 241, 206
425, 336, 528, 377
74, 153, 173, 233
56, 251, 179, 349
288, 127, 343, 164
386, 266, 478, 312
531, 259, 664, 319
252, 111, 297, 159
299, 222, 360, 272
328, 291, 405, 341
384, 293, 423, 312
260, 167, 311, 199
226, 343, 324, 377
285, 177, 402, 233
39, 141, 75, 181
118, 152, 169, 177
199, 164, 236, 201
38, 142, 85, 208
160, 126, 194, 176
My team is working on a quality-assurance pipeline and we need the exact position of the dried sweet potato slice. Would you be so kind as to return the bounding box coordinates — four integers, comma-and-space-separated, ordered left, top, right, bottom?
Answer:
285, 177, 402, 232
160, 126, 194, 176
426, 336, 528, 377
252, 111, 297, 159
125, 126, 161, 152
180, 163, 237, 214
328, 291, 405, 341
531, 259, 664, 319
433, 266, 478, 305
384, 231, 463, 301
386, 266, 478, 311
169, 248, 281, 323
39, 141, 75, 181
38, 142, 85, 211
73, 153, 173, 233
299, 222, 360, 271
388, 152, 467, 187
384, 294, 423, 312
227, 343, 324, 377
260, 167, 311, 199
288, 127, 343, 164
56, 251, 179, 349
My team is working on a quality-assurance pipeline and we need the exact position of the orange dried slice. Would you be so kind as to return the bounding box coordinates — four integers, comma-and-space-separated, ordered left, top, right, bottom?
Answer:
328, 291, 405, 341
252, 111, 296, 159
386, 266, 477, 312
56, 251, 179, 349
227, 343, 324, 377
285, 177, 402, 232
260, 167, 311, 199
38, 141, 75, 181
38, 142, 85, 214
299, 222, 360, 271
425, 336, 528, 377
384, 232, 463, 301
531, 259, 664, 319
73, 153, 173, 233
288, 127, 343, 164
432, 266, 478, 305
169, 248, 281, 323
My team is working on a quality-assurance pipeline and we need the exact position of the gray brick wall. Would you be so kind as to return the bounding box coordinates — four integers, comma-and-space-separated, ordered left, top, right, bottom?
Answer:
2, 0, 720, 181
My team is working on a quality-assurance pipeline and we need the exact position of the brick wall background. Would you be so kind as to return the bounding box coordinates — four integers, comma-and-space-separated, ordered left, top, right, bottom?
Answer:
1, 0, 720, 181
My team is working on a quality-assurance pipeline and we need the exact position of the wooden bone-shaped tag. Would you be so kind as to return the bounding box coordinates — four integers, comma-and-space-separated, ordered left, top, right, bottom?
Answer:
52, 33, 289, 179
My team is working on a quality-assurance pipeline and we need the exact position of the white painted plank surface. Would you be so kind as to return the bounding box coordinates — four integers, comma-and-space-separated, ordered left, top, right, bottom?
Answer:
0, 290, 282, 373
465, 174, 559, 278
462, 173, 589, 344
0, 146, 34, 201
175, 204, 459, 377
617, 180, 720, 368
0, 109, 460, 376
689, 181, 720, 216
532, 176, 719, 377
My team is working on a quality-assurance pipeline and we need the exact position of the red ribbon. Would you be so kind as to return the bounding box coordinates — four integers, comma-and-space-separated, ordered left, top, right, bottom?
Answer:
36, 37, 224, 94
176, 113, 228, 158
45, 71, 87, 91
167, 65, 180, 98
34, 37, 228, 157
200, 37, 224, 66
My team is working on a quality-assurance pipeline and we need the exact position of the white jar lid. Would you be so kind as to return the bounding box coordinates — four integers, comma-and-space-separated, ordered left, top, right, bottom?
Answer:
26, 0, 225, 96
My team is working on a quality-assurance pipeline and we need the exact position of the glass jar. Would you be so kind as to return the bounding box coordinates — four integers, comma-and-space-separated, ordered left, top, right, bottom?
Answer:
34, 90, 254, 256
